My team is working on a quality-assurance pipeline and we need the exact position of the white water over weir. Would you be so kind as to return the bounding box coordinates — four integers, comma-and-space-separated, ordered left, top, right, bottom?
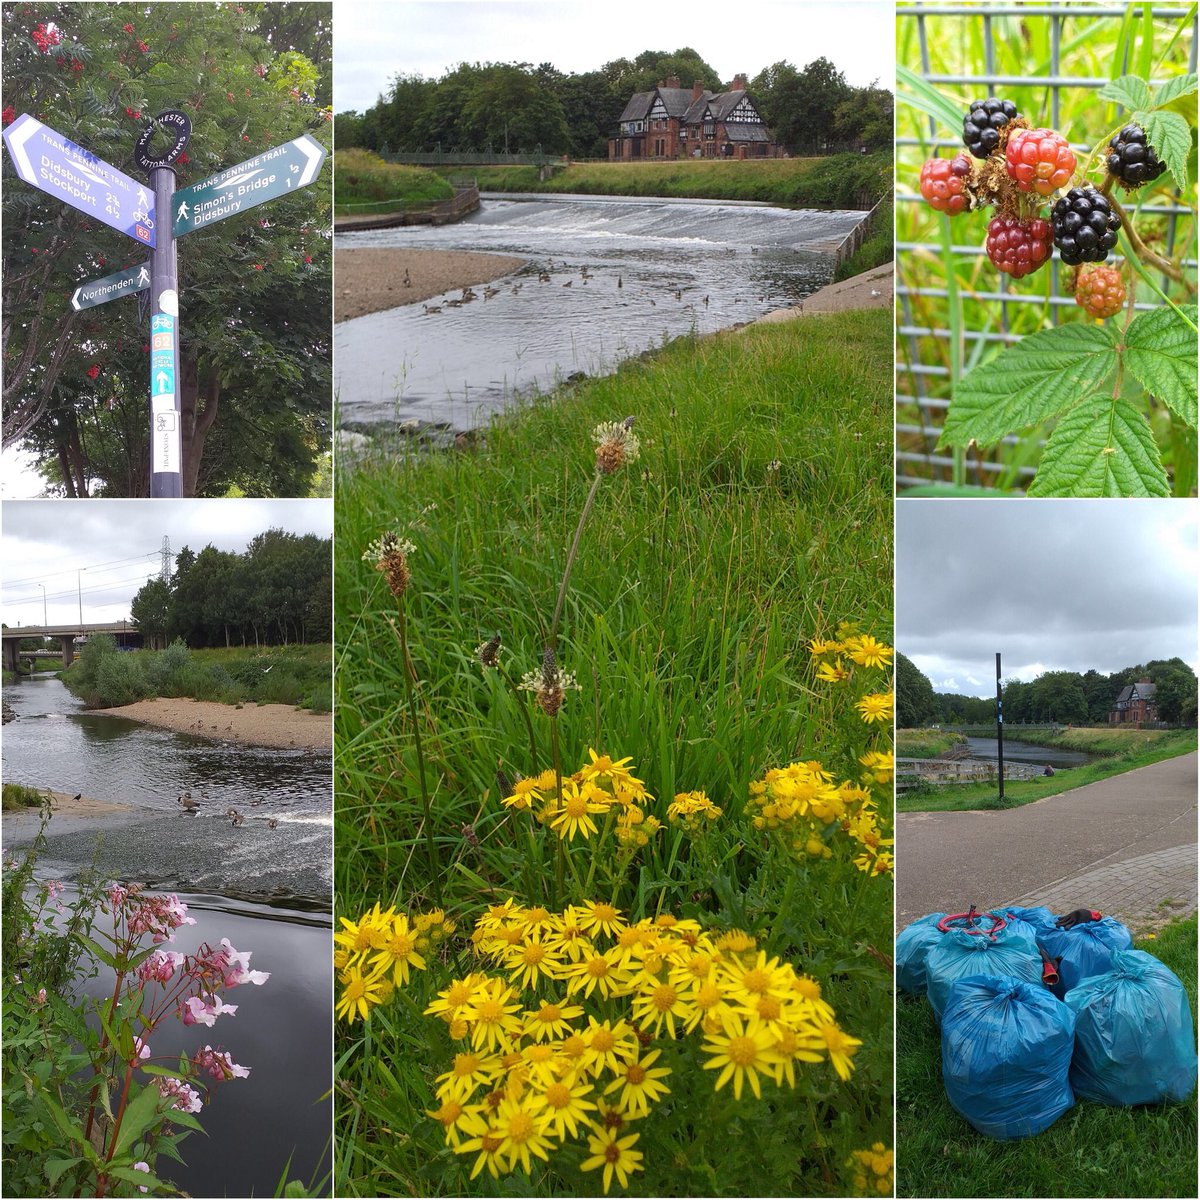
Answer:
335, 193, 868, 432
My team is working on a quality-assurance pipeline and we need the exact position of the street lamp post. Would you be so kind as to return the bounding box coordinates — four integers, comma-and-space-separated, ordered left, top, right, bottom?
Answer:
77, 568, 85, 626
38, 583, 47, 626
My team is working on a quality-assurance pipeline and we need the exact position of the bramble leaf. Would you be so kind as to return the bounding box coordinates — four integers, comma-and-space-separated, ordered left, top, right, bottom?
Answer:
940, 324, 1119, 449
1153, 73, 1199, 109
1030, 398, 1169, 497
1133, 109, 1192, 189
1124, 305, 1199, 428
1100, 75, 1154, 112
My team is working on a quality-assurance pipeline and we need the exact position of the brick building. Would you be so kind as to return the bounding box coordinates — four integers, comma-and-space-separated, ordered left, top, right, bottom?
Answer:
1109, 679, 1158, 725
608, 74, 783, 161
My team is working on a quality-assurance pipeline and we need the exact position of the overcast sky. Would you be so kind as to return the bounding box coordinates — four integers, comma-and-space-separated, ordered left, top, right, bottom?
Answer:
897, 501, 1199, 697
334, 0, 894, 115
1, 500, 332, 628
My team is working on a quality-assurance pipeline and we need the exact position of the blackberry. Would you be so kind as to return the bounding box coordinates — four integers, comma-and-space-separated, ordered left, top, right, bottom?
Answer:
1051, 187, 1121, 265
986, 215, 1053, 279
1074, 265, 1125, 320
962, 98, 1019, 158
1106, 123, 1167, 188
919, 153, 973, 215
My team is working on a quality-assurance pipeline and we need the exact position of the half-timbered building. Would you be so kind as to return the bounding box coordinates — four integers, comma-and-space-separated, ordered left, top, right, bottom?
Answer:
609, 75, 783, 161
1109, 679, 1158, 725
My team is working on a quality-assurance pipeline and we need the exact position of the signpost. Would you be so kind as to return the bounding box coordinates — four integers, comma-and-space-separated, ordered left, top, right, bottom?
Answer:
70, 262, 151, 311
3, 111, 327, 498
2, 113, 155, 246
995, 651, 1005, 803
172, 135, 326, 237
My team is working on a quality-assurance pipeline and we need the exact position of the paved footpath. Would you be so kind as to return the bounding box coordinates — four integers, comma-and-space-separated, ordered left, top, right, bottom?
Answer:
897, 751, 1197, 935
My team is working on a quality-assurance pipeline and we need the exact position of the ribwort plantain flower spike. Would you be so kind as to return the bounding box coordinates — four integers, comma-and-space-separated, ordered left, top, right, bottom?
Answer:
519, 647, 581, 718
476, 633, 502, 669
363, 532, 415, 599
592, 416, 639, 475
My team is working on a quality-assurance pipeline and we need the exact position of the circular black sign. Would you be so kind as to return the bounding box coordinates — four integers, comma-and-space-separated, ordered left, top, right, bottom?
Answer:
134, 109, 192, 171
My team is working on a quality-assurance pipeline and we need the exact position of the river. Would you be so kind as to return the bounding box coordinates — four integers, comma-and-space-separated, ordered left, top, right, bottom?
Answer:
335, 193, 867, 431
965, 736, 1096, 768
2, 671, 332, 1195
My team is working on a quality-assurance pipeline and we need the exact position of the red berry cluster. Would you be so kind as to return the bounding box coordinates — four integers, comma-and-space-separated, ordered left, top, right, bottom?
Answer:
2, 106, 14, 127
919, 154, 973, 215
986, 215, 1053, 279
1004, 128, 1076, 197
31, 22, 62, 53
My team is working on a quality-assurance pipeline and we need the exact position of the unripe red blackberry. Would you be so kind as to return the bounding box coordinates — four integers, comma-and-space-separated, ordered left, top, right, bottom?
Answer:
1106, 123, 1167, 188
1005, 128, 1076, 196
1051, 187, 1121, 265
963, 98, 1019, 158
1074, 264, 1125, 319
919, 153, 973, 214
986, 215, 1053, 278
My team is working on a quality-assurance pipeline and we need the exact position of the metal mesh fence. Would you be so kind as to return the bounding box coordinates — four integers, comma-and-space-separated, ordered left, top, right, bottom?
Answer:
895, 2, 1197, 491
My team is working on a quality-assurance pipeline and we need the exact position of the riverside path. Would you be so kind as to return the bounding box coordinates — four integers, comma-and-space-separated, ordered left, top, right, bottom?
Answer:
896, 751, 1197, 935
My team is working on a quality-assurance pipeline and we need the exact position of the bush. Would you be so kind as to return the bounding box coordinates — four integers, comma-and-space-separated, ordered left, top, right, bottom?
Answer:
144, 639, 192, 693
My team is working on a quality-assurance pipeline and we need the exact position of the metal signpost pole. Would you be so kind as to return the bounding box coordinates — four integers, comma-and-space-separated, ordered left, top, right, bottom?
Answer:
995, 651, 1005, 803
148, 163, 182, 497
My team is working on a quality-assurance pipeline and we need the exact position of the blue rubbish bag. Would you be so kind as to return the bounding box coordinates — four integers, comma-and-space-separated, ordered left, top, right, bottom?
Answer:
990, 905, 1056, 941
942, 974, 1076, 1140
896, 913, 946, 996
1038, 916, 1132, 997
926, 925, 1043, 1023
1065, 949, 1198, 1106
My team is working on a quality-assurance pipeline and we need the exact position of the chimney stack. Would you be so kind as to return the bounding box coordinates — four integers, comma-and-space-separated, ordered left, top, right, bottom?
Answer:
666, 75, 681, 90
731, 73, 748, 91
692, 79, 705, 101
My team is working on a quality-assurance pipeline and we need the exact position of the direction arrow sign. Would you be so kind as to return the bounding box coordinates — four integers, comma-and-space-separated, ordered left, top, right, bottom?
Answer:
2, 113, 156, 246
70, 262, 152, 311
172, 134, 326, 236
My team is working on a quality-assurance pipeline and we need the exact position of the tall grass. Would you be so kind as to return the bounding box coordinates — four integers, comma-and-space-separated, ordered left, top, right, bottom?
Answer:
333, 309, 894, 1194
335, 148, 453, 213
897, 916, 1199, 1198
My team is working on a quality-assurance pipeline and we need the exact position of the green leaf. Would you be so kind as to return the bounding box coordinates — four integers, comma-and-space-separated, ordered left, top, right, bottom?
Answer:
1134, 109, 1192, 189
112, 1081, 165, 1157
1099, 74, 1154, 111
44, 1156, 81, 1187
1153, 72, 1199, 108
1124, 305, 1199, 427
1030, 397, 1169, 497
940, 324, 1119, 448
896, 65, 964, 134
77, 934, 118, 971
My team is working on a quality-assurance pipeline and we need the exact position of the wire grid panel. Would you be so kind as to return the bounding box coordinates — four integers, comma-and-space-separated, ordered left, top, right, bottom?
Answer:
895, 2, 1198, 491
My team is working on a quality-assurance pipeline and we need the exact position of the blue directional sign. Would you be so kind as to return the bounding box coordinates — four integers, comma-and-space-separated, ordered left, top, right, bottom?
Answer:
2, 113, 156, 246
70, 262, 151, 311
173, 134, 326, 237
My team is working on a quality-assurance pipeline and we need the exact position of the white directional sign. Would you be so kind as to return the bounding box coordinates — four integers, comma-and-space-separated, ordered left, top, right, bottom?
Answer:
172, 134, 326, 236
2, 113, 156, 246
71, 262, 151, 311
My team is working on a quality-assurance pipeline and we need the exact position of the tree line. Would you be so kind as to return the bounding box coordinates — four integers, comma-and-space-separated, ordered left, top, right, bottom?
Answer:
897, 653, 1198, 728
334, 50, 892, 159
130, 528, 331, 648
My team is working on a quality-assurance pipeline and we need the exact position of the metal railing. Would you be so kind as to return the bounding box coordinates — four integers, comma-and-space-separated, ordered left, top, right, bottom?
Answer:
896, 2, 1198, 491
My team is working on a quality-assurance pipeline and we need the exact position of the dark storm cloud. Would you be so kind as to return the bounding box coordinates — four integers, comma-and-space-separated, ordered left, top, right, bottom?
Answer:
896, 501, 1198, 695
1, 500, 331, 627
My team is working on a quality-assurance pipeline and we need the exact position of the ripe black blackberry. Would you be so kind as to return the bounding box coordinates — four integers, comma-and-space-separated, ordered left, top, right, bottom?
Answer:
962, 98, 1020, 158
1106, 123, 1167, 187
1051, 187, 1122, 265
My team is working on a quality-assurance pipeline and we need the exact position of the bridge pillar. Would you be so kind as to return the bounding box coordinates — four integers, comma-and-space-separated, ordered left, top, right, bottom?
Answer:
60, 635, 76, 668
2, 639, 19, 673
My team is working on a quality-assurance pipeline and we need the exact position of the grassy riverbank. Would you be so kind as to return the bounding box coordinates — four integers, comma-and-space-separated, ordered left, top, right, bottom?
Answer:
835, 203, 893, 280
898, 730, 1197, 813
334, 149, 453, 214
897, 915, 1197, 1198
335, 305, 895, 1195
897, 728, 968, 758
61, 637, 331, 712
459, 151, 890, 208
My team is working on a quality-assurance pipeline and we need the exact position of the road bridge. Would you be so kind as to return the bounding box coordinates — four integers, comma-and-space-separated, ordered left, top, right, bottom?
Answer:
2, 621, 140, 671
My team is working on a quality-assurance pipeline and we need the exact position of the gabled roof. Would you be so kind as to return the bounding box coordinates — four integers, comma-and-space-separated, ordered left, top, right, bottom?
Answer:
722, 122, 770, 142
618, 92, 654, 122
1114, 680, 1157, 704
